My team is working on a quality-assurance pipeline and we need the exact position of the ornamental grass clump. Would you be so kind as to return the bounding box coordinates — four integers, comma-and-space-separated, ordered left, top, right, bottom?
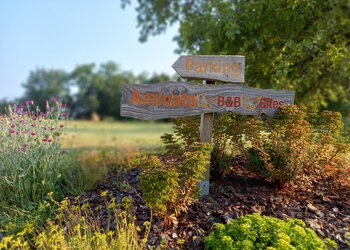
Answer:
0, 99, 67, 212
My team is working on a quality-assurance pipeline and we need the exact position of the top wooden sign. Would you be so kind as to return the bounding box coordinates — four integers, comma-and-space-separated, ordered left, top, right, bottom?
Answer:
172, 55, 245, 83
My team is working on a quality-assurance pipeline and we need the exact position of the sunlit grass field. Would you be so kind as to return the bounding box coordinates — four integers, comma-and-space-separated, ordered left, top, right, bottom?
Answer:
61, 120, 173, 150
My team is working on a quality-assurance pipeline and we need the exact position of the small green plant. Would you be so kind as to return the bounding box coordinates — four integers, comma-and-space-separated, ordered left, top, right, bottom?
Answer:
160, 116, 200, 156
138, 155, 179, 216
0, 192, 150, 250
162, 114, 232, 179
211, 113, 234, 178
138, 142, 212, 224
205, 213, 337, 250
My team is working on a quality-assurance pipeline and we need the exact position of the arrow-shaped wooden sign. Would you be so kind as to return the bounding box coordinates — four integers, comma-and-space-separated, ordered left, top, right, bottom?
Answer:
172, 55, 245, 83
120, 81, 294, 120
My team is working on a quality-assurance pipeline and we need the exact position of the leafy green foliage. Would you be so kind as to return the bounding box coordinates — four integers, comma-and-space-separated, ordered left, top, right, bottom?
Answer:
229, 105, 350, 188
138, 156, 179, 216
204, 213, 337, 250
211, 113, 234, 178
126, 0, 350, 116
160, 116, 202, 163
0, 100, 67, 212
0, 193, 149, 250
138, 143, 212, 222
162, 114, 232, 179
22, 69, 71, 112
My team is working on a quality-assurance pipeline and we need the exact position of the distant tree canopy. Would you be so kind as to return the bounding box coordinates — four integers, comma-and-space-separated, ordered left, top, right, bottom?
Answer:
20, 61, 173, 119
124, 0, 350, 116
22, 68, 71, 111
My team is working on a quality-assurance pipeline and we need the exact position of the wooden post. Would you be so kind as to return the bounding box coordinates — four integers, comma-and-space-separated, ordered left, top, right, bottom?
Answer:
198, 80, 215, 196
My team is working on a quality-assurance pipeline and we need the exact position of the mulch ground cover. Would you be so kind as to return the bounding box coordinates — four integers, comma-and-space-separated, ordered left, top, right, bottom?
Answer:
75, 159, 350, 249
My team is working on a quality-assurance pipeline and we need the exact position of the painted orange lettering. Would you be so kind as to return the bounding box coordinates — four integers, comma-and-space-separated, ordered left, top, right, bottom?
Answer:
131, 90, 140, 106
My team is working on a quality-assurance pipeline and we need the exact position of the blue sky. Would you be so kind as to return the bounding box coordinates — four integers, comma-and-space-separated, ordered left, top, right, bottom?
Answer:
0, 1, 179, 99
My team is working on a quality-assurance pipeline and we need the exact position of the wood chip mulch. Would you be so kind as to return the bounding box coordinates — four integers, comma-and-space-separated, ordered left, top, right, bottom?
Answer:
76, 159, 350, 250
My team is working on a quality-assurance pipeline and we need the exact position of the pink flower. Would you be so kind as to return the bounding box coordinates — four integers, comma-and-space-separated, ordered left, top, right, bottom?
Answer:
23, 144, 28, 147
23, 111, 28, 115
20, 119, 24, 123
19, 105, 24, 109
31, 124, 36, 127
9, 129, 16, 134
43, 138, 48, 142
30, 132, 36, 136
61, 112, 67, 118
48, 139, 52, 143
61, 103, 67, 107
25, 100, 34, 105
40, 112, 46, 117
52, 97, 58, 102
19, 148, 25, 152
50, 128, 54, 131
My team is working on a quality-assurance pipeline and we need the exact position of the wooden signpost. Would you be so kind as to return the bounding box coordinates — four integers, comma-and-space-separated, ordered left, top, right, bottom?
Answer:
121, 55, 295, 196
120, 82, 295, 119
172, 55, 245, 83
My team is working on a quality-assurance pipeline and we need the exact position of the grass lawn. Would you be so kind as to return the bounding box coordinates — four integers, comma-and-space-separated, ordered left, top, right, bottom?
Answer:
61, 120, 173, 150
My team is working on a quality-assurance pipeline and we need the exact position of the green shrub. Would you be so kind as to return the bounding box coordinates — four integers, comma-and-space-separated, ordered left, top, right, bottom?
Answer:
229, 105, 350, 188
211, 113, 233, 178
138, 143, 212, 223
205, 213, 337, 250
138, 156, 179, 216
162, 114, 232, 179
0, 100, 67, 212
162, 105, 350, 187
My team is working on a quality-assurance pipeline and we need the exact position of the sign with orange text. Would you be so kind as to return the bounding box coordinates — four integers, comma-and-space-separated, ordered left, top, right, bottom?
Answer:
120, 81, 294, 120
172, 55, 245, 83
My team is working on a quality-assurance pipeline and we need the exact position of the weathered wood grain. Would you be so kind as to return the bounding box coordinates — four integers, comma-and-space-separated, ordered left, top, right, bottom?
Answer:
120, 81, 295, 120
172, 55, 245, 83
199, 80, 215, 196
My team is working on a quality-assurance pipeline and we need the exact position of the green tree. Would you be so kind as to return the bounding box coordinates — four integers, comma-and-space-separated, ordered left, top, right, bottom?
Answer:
0, 99, 11, 113
138, 72, 174, 84
96, 61, 134, 119
70, 61, 138, 119
22, 68, 71, 111
124, 0, 350, 116
70, 63, 100, 118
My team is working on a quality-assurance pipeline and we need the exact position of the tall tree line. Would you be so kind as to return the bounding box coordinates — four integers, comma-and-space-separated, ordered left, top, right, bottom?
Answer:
2, 61, 173, 120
